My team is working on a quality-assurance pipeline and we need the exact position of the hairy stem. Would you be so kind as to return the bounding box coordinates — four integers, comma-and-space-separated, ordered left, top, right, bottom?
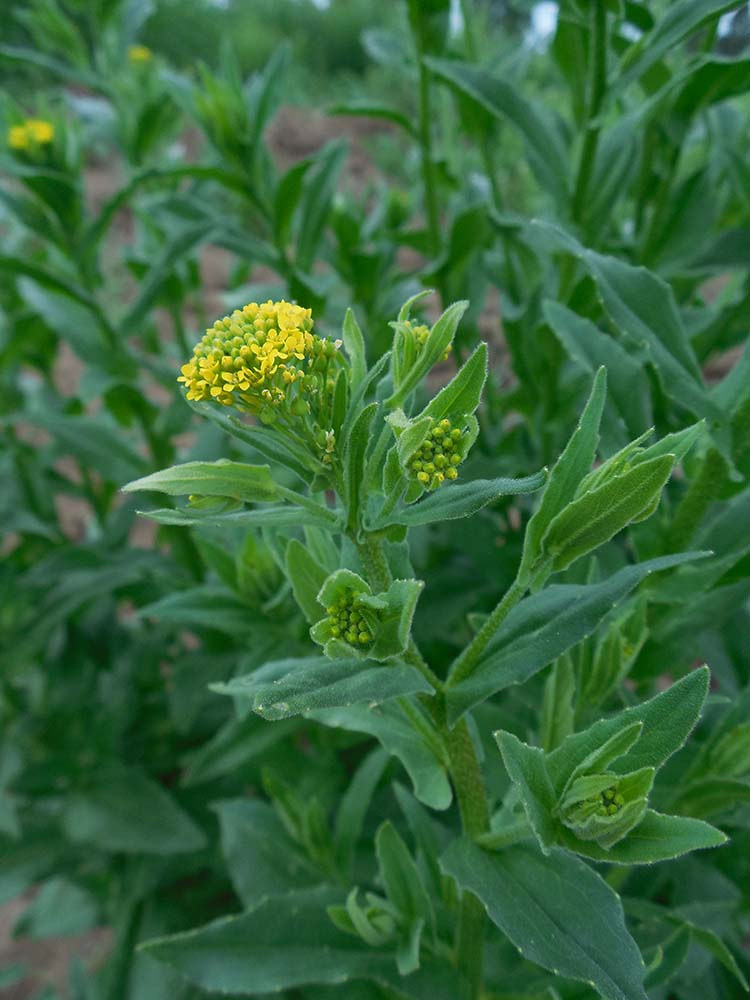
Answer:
357, 534, 491, 997
446, 718, 490, 999
447, 577, 526, 687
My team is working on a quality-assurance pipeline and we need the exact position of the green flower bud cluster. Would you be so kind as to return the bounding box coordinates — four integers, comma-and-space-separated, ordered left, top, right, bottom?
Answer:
325, 590, 373, 646
596, 786, 625, 816
409, 418, 466, 490
406, 321, 450, 362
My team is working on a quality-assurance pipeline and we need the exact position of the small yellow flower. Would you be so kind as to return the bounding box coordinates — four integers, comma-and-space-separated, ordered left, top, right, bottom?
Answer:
8, 125, 28, 150
128, 44, 153, 63
177, 300, 331, 416
26, 119, 54, 144
7, 119, 54, 150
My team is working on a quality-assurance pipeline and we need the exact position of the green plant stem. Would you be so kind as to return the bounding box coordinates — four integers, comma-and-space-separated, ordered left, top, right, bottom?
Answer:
417, 56, 441, 255
572, 0, 608, 225
357, 533, 491, 997
446, 718, 490, 999
355, 534, 392, 592
448, 577, 526, 687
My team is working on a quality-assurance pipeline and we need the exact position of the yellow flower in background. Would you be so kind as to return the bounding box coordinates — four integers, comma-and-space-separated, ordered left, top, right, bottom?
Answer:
128, 44, 153, 63
8, 125, 28, 150
26, 119, 54, 143
7, 119, 54, 150
178, 300, 335, 415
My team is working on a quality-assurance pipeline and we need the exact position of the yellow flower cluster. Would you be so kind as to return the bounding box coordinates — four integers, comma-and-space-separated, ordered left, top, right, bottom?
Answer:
128, 44, 153, 63
408, 418, 466, 490
8, 119, 54, 151
178, 300, 335, 415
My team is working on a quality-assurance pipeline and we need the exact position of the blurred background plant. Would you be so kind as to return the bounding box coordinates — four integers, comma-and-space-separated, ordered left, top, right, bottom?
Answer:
1, 0, 749, 997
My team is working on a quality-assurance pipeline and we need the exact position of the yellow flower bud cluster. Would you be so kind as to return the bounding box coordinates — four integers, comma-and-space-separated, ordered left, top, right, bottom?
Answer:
325, 592, 373, 646
408, 321, 450, 362
8, 119, 54, 151
128, 44, 153, 63
409, 418, 466, 490
178, 300, 337, 417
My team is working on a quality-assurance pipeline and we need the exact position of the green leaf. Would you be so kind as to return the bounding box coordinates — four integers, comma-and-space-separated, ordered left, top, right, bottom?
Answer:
441, 839, 648, 1000
12, 877, 98, 939
494, 732, 557, 850
422, 342, 488, 421
376, 821, 435, 962
142, 887, 391, 993
627, 896, 748, 990
541, 454, 675, 571
426, 58, 570, 208
540, 656, 576, 752
295, 141, 347, 272
615, 0, 744, 93
141, 504, 338, 530
543, 301, 652, 440
559, 809, 727, 864
519, 367, 606, 582
344, 402, 377, 531
343, 308, 367, 390
446, 553, 706, 724
532, 223, 721, 423
138, 586, 261, 635
211, 655, 434, 720
286, 539, 329, 624
672, 777, 750, 819
388, 301, 469, 408
214, 799, 321, 907
143, 886, 461, 997
547, 667, 711, 792
310, 703, 452, 811
329, 100, 417, 137
334, 749, 389, 874
123, 460, 279, 502
381, 472, 546, 528
122, 221, 215, 332
62, 768, 206, 855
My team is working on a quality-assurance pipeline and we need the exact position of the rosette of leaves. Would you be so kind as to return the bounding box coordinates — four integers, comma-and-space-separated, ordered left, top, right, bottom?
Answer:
494, 668, 728, 864
310, 568, 423, 661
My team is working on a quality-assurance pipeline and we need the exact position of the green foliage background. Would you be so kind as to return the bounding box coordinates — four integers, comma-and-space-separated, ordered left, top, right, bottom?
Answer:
1, 0, 749, 998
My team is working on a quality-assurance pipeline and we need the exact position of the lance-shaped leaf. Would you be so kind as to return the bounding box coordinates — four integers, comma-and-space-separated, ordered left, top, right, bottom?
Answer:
558, 810, 727, 865
446, 552, 707, 724
376, 821, 435, 973
519, 367, 606, 582
547, 667, 711, 793
495, 731, 558, 850
342, 307, 367, 389
421, 342, 488, 421
381, 471, 546, 528
286, 539, 329, 623
310, 703, 452, 811
426, 58, 570, 209
441, 839, 648, 1000
211, 655, 433, 720
122, 460, 279, 503
388, 300, 468, 408
142, 887, 391, 994
540, 454, 675, 572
